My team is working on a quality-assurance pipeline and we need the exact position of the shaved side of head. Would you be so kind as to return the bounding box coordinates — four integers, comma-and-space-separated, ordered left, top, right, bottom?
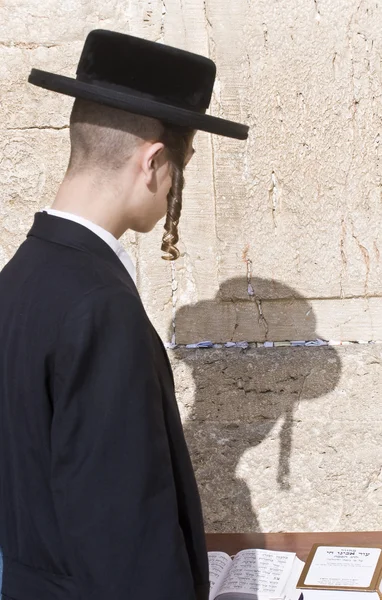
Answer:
67, 99, 164, 177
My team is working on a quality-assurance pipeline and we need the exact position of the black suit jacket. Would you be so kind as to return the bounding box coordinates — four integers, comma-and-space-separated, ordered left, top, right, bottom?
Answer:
0, 213, 209, 600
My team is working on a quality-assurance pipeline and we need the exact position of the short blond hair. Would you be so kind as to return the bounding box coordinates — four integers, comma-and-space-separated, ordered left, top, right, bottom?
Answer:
68, 99, 163, 175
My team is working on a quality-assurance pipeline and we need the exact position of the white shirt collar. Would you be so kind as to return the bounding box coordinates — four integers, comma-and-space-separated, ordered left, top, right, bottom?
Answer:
44, 209, 136, 284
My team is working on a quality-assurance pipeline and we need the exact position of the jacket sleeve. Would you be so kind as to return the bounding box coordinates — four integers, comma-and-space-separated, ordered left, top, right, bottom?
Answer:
50, 286, 196, 600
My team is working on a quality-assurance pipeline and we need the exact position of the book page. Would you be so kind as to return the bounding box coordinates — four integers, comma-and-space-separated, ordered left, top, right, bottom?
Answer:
283, 557, 305, 600
304, 546, 381, 588
215, 549, 296, 599
208, 552, 232, 600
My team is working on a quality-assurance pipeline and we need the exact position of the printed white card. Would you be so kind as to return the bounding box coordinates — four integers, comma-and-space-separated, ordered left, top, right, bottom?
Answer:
304, 546, 381, 588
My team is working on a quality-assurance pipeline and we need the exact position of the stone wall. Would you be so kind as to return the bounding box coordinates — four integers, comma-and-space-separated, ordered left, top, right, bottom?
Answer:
171, 344, 382, 532
1, 0, 382, 531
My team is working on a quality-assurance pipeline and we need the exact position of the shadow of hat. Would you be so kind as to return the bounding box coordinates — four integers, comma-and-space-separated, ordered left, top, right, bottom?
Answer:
173, 276, 342, 400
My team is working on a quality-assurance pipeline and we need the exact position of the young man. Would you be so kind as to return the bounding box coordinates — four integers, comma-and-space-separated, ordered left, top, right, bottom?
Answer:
0, 30, 248, 600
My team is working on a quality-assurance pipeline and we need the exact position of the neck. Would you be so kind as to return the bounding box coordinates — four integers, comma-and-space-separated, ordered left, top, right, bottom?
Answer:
52, 174, 129, 239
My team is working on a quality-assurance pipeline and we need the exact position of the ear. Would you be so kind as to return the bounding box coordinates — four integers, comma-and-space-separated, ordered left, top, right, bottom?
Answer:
141, 142, 166, 185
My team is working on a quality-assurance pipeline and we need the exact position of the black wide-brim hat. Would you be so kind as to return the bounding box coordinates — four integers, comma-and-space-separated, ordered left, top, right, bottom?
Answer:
28, 30, 249, 140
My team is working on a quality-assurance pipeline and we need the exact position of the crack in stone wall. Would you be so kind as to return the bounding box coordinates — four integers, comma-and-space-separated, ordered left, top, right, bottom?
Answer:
246, 254, 270, 339
160, 0, 166, 40
6, 126, 69, 131
170, 261, 177, 346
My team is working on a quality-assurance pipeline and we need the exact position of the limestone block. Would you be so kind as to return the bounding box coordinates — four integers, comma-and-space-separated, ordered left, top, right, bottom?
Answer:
163, 0, 209, 52
136, 223, 174, 342
251, 421, 382, 532
126, 0, 165, 41
0, 129, 70, 265
202, 0, 382, 300
174, 276, 382, 343
170, 344, 382, 532
0, 125, 139, 272
175, 131, 220, 307
0, 1, 131, 43
1, 44, 81, 129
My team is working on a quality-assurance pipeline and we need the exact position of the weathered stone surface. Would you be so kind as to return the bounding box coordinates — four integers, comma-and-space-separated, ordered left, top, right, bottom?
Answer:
206, 0, 382, 300
169, 0, 382, 340
0, 44, 80, 128
0, 129, 70, 262
136, 223, 174, 342
170, 344, 382, 532
174, 287, 382, 344
0, 1, 131, 43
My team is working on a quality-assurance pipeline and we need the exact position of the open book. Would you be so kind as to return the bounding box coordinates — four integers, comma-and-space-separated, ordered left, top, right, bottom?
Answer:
208, 549, 304, 600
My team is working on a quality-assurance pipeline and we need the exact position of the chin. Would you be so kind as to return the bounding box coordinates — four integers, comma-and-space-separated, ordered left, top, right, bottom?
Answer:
132, 213, 166, 234
131, 221, 158, 234
136, 225, 154, 234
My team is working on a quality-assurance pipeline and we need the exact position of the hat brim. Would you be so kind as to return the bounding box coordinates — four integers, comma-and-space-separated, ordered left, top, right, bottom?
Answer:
28, 69, 249, 140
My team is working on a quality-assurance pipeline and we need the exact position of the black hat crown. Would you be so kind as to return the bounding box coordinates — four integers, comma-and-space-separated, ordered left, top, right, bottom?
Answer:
77, 30, 215, 113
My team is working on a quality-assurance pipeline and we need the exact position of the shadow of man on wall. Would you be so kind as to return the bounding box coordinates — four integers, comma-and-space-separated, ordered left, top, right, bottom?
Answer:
171, 277, 342, 534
